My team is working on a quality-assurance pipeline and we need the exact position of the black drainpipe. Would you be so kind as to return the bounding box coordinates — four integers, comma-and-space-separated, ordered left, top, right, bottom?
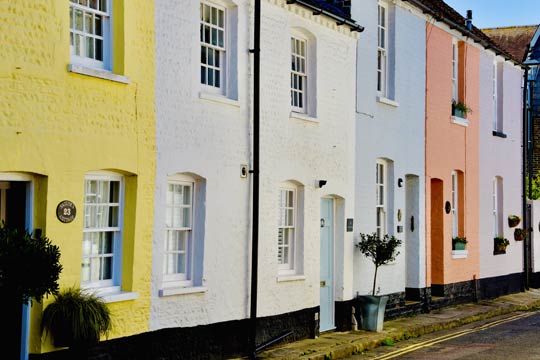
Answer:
523, 65, 530, 290
249, 0, 261, 358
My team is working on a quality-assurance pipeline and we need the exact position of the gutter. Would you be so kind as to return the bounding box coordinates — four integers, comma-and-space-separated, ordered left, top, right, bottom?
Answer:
402, 0, 523, 67
286, 0, 364, 32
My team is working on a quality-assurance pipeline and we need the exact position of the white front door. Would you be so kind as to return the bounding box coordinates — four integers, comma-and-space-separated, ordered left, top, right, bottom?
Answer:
320, 198, 334, 332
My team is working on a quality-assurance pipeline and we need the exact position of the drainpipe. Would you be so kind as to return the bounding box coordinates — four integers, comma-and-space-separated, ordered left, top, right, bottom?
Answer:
249, 0, 260, 358
523, 65, 530, 290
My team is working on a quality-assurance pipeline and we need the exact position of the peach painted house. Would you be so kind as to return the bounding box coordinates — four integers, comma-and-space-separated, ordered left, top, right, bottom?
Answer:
419, 0, 522, 304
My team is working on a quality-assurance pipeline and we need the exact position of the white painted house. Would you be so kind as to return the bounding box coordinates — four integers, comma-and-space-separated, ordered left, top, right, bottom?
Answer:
478, 47, 524, 294
351, 0, 426, 307
152, 0, 360, 353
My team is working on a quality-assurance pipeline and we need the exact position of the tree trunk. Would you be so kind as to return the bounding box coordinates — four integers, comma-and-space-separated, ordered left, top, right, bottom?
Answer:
372, 266, 379, 296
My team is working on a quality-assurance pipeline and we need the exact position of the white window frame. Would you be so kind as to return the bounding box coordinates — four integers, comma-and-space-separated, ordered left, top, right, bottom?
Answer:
200, 1, 227, 94
492, 61, 498, 131
163, 179, 195, 286
69, 0, 111, 70
278, 187, 296, 274
376, 161, 387, 238
291, 35, 308, 113
452, 40, 459, 103
81, 172, 123, 293
493, 177, 503, 237
377, 2, 388, 96
451, 171, 458, 238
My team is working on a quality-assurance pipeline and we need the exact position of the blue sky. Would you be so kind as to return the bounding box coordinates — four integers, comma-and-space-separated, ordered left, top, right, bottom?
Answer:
443, 0, 540, 29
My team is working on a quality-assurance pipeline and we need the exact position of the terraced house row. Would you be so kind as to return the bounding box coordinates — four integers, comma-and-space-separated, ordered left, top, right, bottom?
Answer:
0, 0, 534, 359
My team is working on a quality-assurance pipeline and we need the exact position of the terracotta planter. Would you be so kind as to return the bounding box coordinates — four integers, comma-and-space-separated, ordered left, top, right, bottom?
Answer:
514, 228, 527, 241
508, 216, 521, 228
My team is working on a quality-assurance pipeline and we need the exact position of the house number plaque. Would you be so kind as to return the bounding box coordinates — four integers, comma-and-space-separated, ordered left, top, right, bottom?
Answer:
56, 200, 76, 223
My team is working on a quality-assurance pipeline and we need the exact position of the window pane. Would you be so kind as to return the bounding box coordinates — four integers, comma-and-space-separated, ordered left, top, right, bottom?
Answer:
75, 9, 83, 31
81, 258, 91, 282
208, 48, 214, 66
204, 5, 210, 23
208, 69, 214, 86
75, 34, 82, 56
173, 207, 182, 227
108, 206, 118, 227
85, 12, 93, 33
86, 37, 94, 59
215, 71, 220, 87
218, 9, 224, 27
95, 15, 102, 36
95, 38, 102, 60
102, 256, 112, 280
211, 7, 217, 25
201, 66, 206, 84
201, 46, 206, 64
211, 28, 217, 46
218, 30, 224, 48
102, 232, 113, 254
110, 181, 120, 202
182, 208, 191, 228
89, 0, 98, 10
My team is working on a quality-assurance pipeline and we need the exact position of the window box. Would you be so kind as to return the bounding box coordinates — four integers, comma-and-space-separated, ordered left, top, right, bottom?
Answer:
451, 101, 472, 119
452, 236, 467, 251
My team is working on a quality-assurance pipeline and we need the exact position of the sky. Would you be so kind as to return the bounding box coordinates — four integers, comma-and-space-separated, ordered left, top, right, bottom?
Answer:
443, 0, 540, 29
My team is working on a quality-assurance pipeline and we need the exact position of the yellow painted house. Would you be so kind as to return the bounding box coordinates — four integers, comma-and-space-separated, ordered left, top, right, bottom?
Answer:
0, 0, 155, 358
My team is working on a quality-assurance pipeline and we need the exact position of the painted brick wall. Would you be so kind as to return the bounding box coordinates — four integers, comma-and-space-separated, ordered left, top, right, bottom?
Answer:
352, 0, 426, 296
479, 52, 524, 278
152, 0, 358, 330
425, 23, 480, 286
0, 0, 155, 354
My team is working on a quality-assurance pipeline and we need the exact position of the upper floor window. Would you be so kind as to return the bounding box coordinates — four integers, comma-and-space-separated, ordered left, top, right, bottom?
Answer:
376, 161, 387, 238
451, 171, 458, 238
492, 61, 498, 131
377, 3, 388, 96
493, 61, 504, 133
70, 0, 111, 70
452, 40, 459, 103
291, 35, 307, 113
81, 173, 123, 292
200, 2, 226, 92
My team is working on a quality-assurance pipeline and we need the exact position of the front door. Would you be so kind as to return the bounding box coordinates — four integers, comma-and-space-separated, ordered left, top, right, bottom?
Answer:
0, 180, 31, 360
320, 198, 334, 332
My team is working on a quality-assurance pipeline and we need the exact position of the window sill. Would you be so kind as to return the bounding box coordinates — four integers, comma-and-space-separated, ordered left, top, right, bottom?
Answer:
67, 64, 130, 84
289, 112, 319, 124
451, 116, 469, 127
101, 291, 139, 303
277, 274, 306, 283
199, 92, 240, 108
158, 286, 208, 297
377, 96, 399, 107
492, 131, 507, 138
452, 250, 468, 259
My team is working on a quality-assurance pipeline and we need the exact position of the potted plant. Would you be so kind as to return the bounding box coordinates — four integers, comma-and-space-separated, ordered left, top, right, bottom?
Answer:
452, 236, 468, 250
41, 287, 112, 353
514, 228, 527, 241
355, 232, 402, 332
508, 215, 521, 228
494, 236, 510, 253
452, 100, 472, 118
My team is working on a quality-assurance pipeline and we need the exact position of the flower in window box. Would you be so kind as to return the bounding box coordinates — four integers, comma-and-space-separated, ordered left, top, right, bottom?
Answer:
514, 228, 527, 241
494, 236, 510, 253
508, 215, 521, 228
452, 236, 467, 250
451, 100, 472, 118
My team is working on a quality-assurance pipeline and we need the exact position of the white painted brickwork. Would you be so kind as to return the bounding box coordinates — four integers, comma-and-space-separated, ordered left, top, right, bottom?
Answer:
479, 52, 524, 278
352, 0, 427, 296
152, 0, 358, 329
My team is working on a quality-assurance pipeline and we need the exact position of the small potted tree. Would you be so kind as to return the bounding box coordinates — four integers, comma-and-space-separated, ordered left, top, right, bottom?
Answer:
41, 287, 112, 354
355, 232, 402, 332
452, 236, 468, 250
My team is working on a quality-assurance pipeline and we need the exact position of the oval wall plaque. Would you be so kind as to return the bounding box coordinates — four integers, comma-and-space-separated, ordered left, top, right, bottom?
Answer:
445, 201, 452, 214
56, 200, 76, 223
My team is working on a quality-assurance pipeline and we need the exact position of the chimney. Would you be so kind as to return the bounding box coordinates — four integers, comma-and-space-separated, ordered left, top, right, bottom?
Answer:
466, 10, 473, 31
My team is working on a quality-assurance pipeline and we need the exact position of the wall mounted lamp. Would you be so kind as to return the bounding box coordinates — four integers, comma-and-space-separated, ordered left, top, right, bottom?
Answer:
318, 180, 328, 188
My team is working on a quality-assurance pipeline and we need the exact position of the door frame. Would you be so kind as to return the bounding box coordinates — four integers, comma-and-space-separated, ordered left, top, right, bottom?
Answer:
0, 172, 35, 360
320, 196, 336, 332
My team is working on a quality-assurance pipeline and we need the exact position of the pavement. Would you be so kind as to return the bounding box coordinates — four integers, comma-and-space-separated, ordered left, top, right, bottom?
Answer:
252, 289, 540, 360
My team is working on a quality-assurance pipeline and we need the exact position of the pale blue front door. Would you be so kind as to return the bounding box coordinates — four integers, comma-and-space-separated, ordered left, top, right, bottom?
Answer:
320, 198, 334, 332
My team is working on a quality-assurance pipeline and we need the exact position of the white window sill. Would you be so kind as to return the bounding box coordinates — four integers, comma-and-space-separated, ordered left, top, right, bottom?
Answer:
289, 112, 319, 124
377, 96, 399, 107
67, 64, 130, 84
277, 274, 306, 283
452, 250, 468, 259
451, 116, 469, 127
158, 286, 208, 297
199, 92, 239, 108
101, 291, 139, 303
